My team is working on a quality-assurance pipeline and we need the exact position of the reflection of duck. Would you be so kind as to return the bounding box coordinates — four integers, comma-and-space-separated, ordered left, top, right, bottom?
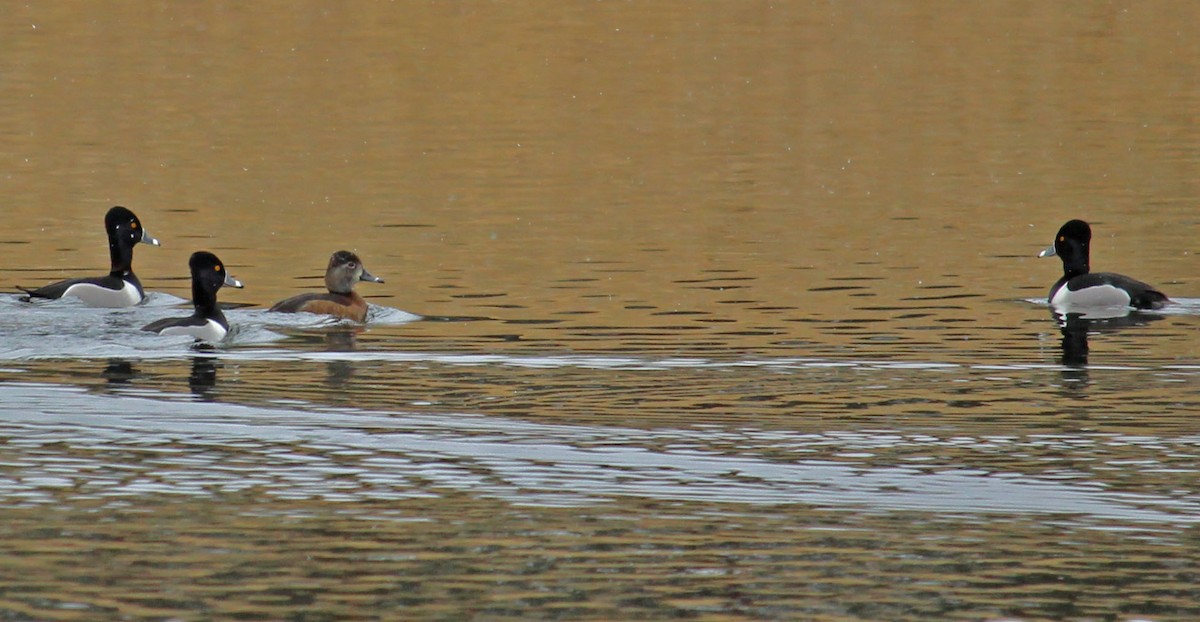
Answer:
189, 356, 219, 398
1053, 308, 1164, 367
1038, 220, 1168, 310
321, 330, 359, 388
325, 329, 359, 351
1057, 312, 1090, 368
101, 358, 138, 384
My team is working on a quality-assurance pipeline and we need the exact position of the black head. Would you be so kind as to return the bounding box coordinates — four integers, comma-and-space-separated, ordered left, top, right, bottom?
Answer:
1054, 219, 1092, 250
1039, 219, 1091, 276
105, 206, 160, 249
189, 251, 243, 304
326, 250, 384, 294
104, 206, 159, 275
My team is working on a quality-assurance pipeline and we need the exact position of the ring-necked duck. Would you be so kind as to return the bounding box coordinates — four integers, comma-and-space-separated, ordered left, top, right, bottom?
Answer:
268, 250, 384, 322
142, 251, 243, 343
18, 206, 161, 307
1038, 219, 1168, 310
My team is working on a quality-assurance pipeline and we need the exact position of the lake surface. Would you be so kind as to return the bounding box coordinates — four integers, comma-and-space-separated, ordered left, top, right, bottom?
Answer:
1, 3, 1198, 620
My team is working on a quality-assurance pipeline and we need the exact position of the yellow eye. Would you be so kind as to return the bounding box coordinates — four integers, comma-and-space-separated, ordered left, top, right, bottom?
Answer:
214, 265, 222, 271
131, 222, 138, 229
1058, 236, 1064, 242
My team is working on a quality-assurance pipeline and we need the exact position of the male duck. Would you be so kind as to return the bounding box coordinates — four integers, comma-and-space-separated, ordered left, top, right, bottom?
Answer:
19, 205, 161, 307
1039, 219, 1168, 310
142, 251, 243, 343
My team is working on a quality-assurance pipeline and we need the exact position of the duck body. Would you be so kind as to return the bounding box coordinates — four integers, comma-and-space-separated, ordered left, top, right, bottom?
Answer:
142, 251, 243, 344
1047, 271, 1167, 309
1039, 219, 1168, 310
21, 274, 146, 308
144, 314, 231, 343
18, 206, 160, 307
269, 250, 384, 322
270, 290, 371, 322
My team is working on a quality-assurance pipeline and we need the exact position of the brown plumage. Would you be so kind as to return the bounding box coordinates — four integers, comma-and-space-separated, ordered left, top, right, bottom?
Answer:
269, 251, 384, 322
270, 291, 370, 322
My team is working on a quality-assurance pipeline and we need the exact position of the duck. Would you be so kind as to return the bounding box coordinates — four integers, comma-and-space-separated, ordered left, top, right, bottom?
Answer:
142, 251, 243, 343
268, 250, 384, 322
1038, 219, 1168, 310
18, 205, 161, 307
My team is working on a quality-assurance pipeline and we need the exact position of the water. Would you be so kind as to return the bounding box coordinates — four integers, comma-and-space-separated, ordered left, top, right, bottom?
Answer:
1, 3, 1199, 621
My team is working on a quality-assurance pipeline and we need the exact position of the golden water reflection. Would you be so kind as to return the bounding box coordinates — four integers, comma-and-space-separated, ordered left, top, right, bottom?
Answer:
0, 2, 1198, 621
1, 498, 1198, 621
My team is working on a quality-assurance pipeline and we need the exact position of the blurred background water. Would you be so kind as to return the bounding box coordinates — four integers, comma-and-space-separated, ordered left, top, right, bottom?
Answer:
1, 3, 1198, 620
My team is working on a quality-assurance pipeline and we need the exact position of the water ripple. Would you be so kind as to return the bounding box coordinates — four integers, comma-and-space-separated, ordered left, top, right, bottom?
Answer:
1, 382, 1198, 527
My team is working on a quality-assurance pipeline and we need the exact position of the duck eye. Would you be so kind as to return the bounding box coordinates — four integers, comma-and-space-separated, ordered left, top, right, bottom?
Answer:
1058, 236, 1064, 242
214, 265, 222, 272
131, 222, 138, 229
349, 263, 357, 269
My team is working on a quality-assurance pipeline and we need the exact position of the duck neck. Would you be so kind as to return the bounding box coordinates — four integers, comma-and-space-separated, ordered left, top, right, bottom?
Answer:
1062, 258, 1089, 278
193, 280, 219, 317
109, 237, 133, 276
326, 275, 354, 296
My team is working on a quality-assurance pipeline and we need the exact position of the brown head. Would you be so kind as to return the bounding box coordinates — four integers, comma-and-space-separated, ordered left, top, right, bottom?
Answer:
325, 250, 384, 295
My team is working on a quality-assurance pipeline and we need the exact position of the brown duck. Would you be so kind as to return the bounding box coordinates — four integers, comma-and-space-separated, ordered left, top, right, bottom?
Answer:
269, 250, 384, 322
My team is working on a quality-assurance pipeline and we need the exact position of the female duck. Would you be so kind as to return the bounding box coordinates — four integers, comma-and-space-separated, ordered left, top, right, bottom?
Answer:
1039, 219, 1168, 310
269, 250, 384, 322
19, 205, 161, 307
143, 251, 243, 343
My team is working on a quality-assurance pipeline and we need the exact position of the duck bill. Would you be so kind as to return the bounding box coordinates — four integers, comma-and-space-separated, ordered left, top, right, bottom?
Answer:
142, 229, 162, 246
359, 268, 385, 284
1037, 244, 1056, 258
224, 274, 244, 288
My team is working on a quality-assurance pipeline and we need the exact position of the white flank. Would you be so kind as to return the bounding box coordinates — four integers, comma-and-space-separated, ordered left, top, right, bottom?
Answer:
62, 281, 142, 308
1051, 283, 1130, 308
158, 319, 228, 343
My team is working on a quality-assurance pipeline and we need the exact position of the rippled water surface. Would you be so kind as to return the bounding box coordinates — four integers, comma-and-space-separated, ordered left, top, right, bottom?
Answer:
1, 3, 1199, 621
